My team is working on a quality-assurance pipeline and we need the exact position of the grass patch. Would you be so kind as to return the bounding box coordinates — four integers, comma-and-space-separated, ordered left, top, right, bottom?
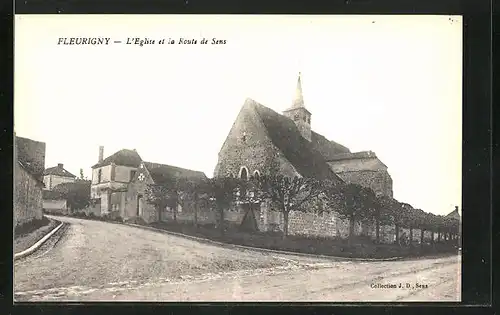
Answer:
14, 216, 60, 253
149, 221, 459, 259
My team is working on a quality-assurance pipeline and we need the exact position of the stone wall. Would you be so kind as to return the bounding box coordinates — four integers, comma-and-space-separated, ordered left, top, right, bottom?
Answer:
333, 169, 393, 197
43, 199, 68, 214
327, 155, 393, 197
161, 209, 216, 225
213, 102, 298, 179
14, 163, 43, 227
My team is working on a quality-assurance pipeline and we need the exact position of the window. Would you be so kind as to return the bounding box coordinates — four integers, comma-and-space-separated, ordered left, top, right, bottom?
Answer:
294, 114, 299, 121
253, 170, 260, 180
130, 170, 137, 181
239, 166, 248, 180
97, 169, 102, 183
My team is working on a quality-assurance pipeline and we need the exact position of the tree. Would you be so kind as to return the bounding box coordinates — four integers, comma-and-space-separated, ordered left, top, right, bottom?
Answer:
144, 184, 170, 223
145, 177, 183, 223
325, 183, 375, 245
234, 175, 267, 231
400, 203, 417, 246
53, 181, 91, 211
207, 175, 239, 235
79, 168, 85, 180
258, 175, 324, 239
179, 177, 211, 228
378, 196, 406, 245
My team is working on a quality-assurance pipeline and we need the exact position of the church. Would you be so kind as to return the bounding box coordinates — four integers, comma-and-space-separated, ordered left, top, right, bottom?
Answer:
214, 73, 393, 198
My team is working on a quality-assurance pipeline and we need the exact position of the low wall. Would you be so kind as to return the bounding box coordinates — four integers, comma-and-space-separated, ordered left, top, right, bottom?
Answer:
161, 209, 217, 225
43, 199, 68, 215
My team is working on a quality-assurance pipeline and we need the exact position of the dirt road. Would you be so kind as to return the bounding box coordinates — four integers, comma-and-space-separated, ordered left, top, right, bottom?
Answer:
14, 216, 461, 302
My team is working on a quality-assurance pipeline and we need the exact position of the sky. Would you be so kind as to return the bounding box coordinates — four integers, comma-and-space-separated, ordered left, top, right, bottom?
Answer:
14, 15, 462, 216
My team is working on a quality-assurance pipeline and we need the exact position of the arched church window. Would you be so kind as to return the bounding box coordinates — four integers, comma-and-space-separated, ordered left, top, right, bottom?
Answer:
253, 170, 260, 180
239, 166, 248, 180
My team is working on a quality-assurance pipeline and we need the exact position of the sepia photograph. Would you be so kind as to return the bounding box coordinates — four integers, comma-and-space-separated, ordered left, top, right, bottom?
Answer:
14, 14, 462, 302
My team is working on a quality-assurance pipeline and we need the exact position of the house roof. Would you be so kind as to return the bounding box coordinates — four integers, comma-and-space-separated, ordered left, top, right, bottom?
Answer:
445, 208, 460, 220
92, 149, 142, 168
44, 165, 76, 178
248, 99, 342, 182
143, 161, 207, 185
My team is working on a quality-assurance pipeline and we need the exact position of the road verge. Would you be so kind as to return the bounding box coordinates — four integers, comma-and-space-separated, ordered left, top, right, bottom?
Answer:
14, 222, 64, 261
124, 223, 404, 262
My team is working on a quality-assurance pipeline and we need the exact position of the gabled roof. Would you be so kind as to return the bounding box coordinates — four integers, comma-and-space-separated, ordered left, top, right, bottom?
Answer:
92, 149, 142, 168
311, 131, 351, 160
248, 99, 342, 182
143, 161, 207, 185
445, 208, 460, 220
44, 165, 76, 178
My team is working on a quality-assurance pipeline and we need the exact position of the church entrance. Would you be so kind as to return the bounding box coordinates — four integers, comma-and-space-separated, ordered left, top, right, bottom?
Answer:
240, 203, 258, 232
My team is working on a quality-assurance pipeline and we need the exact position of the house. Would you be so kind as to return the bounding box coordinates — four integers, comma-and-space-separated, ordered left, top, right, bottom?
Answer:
124, 161, 207, 223
90, 147, 207, 222
90, 147, 142, 216
14, 134, 46, 227
43, 163, 76, 190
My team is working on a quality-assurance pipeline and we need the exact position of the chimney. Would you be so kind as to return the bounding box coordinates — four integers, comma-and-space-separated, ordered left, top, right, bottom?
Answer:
98, 146, 104, 162
58, 163, 64, 168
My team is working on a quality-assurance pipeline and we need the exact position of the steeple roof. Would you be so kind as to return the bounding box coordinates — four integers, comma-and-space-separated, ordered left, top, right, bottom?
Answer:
291, 72, 305, 109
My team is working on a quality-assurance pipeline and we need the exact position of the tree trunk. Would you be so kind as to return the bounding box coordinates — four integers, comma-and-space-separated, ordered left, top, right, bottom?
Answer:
219, 206, 225, 236
409, 228, 413, 247
348, 217, 355, 246
282, 211, 289, 239
158, 205, 162, 222
420, 229, 425, 249
173, 206, 177, 223
431, 230, 434, 245
193, 196, 198, 229
438, 230, 441, 243
395, 224, 400, 246
375, 218, 380, 244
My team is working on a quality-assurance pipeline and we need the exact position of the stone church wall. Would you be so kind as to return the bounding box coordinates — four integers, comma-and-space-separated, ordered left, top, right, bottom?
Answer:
214, 104, 298, 179
333, 169, 393, 197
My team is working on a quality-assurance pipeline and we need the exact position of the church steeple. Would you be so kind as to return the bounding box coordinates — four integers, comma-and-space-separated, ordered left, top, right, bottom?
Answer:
292, 72, 305, 108
283, 72, 312, 142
